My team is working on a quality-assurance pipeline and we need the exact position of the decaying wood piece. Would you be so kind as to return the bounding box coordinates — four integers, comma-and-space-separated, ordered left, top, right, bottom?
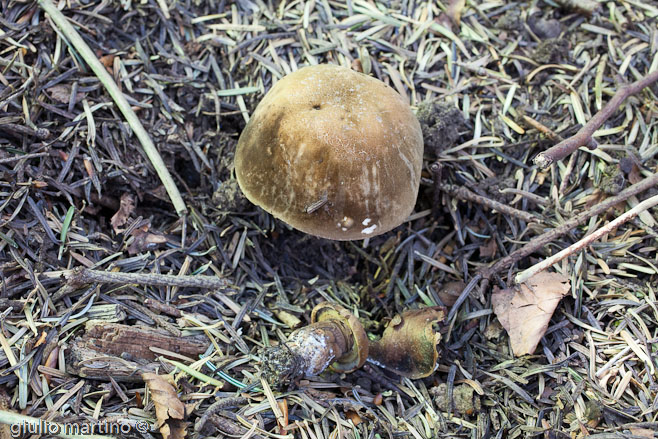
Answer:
65, 320, 210, 381
59, 267, 229, 290
85, 304, 127, 322
80, 321, 209, 360
65, 342, 158, 382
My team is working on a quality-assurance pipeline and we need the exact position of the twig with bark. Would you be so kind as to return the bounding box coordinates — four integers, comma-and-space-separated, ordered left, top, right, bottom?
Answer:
436, 180, 539, 224
42, 268, 229, 290
515, 193, 658, 284
479, 171, 658, 282
534, 70, 658, 168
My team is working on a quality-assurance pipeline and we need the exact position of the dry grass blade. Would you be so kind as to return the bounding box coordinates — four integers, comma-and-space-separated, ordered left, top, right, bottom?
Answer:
37, 0, 187, 216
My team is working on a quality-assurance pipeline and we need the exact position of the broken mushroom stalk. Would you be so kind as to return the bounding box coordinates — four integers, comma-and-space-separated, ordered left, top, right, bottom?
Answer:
261, 302, 446, 386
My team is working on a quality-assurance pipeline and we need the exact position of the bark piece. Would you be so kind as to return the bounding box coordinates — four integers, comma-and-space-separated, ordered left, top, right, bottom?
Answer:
65, 342, 158, 381
80, 320, 209, 361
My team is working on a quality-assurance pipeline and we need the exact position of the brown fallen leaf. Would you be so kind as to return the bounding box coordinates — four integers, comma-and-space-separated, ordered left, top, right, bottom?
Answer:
437, 280, 465, 306
368, 307, 446, 378
492, 271, 570, 356
46, 84, 85, 104
99, 54, 115, 69
142, 373, 187, 439
628, 427, 654, 438
127, 223, 168, 254
345, 410, 362, 426
446, 0, 466, 27
479, 239, 497, 259
110, 193, 135, 234
34, 330, 47, 347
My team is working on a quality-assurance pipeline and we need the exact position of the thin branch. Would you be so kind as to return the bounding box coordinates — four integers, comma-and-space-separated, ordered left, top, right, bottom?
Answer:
534, 69, 658, 168
42, 268, 229, 290
479, 171, 658, 280
37, 0, 188, 217
438, 182, 539, 224
0, 152, 49, 164
515, 194, 658, 284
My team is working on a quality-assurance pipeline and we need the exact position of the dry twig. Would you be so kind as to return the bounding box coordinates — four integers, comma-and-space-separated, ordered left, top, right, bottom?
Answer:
42, 268, 229, 290
515, 194, 658, 283
437, 180, 539, 224
480, 172, 658, 281
534, 70, 658, 168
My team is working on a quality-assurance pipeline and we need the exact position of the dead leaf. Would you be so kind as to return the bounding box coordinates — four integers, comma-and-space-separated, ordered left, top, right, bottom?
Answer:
368, 307, 446, 378
628, 163, 642, 185
142, 373, 187, 439
149, 185, 171, 203
345, 410, 362, 425
111, 193, 135, 234
34, 331, 47, 347
127, 223, 168, 254
628, 427, 654, 438
446, 0, 466, 27
437, 281, 465, 306
99, 54, 115, 68
479, 239, 497, 259
43, 345, 59, 384
46, 84, 85, 104
277, 398, 289, 435
492, 271, 570, 356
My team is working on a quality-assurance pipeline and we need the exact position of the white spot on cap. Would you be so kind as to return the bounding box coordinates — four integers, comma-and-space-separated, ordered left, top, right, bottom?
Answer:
362, 218, 371, 226
361, 224, 377, 235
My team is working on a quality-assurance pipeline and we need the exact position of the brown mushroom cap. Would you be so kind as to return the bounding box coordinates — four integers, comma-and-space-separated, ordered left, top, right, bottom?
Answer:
234, 64, 423, 240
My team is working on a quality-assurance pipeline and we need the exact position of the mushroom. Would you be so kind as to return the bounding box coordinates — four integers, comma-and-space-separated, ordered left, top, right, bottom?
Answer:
260, 302, 446, 387
234, 64, 424, 240
260, 302, 368, 385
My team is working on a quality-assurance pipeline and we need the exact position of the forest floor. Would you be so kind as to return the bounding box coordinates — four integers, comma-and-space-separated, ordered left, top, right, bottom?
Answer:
1, 0, 657, 438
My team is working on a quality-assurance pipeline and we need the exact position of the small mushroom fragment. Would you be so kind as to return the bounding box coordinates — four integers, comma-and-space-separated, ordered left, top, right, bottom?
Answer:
368, 307, 446, 379
235, 64, 424, 240
311, 302, 369, 373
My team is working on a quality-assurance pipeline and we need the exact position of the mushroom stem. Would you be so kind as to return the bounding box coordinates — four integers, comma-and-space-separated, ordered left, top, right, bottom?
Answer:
261, 303, 446, 387
260, 319, 355, 385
